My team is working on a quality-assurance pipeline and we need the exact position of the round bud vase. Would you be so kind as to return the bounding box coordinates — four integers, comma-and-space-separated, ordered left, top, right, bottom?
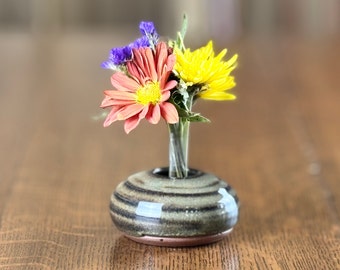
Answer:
109, 167, 239, 247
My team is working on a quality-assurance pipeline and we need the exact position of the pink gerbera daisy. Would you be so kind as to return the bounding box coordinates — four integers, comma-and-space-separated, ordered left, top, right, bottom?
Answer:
101, 42, 179, 134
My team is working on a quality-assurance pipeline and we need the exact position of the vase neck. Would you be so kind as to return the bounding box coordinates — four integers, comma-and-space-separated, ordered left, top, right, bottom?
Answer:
168, 91, 196, 179
168, 119, 190, 179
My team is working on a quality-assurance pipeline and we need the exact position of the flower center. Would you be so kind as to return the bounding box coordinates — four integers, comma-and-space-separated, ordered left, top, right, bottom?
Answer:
136, 82, 162, 105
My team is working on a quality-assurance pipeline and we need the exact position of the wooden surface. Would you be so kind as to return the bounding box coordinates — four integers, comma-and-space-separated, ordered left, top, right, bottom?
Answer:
0, 31, 339, 269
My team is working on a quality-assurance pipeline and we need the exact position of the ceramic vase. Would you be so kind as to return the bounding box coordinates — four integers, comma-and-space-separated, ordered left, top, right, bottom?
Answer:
109, 167, 239, 247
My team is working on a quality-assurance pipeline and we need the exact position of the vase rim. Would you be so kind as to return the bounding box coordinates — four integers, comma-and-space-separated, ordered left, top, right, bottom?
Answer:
152, 167, 203, 179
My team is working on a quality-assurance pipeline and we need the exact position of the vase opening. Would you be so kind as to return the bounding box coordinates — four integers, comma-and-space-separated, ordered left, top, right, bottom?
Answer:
152, 167, 202, 179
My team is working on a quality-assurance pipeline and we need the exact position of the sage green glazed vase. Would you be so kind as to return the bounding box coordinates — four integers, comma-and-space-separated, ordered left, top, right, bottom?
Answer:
109, 168, 239, 247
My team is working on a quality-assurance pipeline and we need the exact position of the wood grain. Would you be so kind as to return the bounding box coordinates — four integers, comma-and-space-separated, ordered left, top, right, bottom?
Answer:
0, 32, 339, 269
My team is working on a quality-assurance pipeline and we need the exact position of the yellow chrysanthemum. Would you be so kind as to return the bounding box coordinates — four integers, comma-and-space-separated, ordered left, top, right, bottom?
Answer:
174, 41, 238, 100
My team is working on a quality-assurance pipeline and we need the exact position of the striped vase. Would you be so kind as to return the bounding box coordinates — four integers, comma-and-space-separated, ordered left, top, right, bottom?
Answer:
109, 167, 239, 247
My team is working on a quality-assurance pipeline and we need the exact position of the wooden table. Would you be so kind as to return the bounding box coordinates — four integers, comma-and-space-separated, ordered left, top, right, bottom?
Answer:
0, 31, 339, 269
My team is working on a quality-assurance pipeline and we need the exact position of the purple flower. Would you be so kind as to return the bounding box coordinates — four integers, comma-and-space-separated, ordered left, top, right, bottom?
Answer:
101, 21, 159, 69
101, 37, 149, 69
139, 22, 158, 39
131, 36, 150, 48
139, 21, 159, 49
101, 47, 127, 69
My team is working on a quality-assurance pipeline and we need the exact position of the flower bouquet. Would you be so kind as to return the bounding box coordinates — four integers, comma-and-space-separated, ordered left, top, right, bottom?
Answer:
101, 17, 239, 246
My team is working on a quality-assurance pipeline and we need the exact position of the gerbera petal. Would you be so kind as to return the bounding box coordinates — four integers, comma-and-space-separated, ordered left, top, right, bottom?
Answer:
156, 42, 167, 78
127, 61, 147, 86
103, 90, 136, 101
162, 80, 177, 92
166, 54, 176, 72
132, 49, 146, 76
144, 47, 157, 81
146, 104, 161, 124
130, 50, 157, 86
131, 47, 158, 83
108, 100, 137, 106
124, 115, 141, 134
103, 106, 120, 127
116, 103, 144, 120
126, 62, 139, 78
100, 95, 115, 108
139, 106, 149, 119
111, 72, 140, 91
160, 90, 170, 102
160, 102, 179, 124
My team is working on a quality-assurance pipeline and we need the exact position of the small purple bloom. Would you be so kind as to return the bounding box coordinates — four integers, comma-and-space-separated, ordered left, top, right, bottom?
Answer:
131, 36, 150, 48
101, 60, 116, 70
110, 48, 126, 65
139, 21, 158, 38
101, 21, 159, 69
139, 21, 159, 47
101, 47, 128, 68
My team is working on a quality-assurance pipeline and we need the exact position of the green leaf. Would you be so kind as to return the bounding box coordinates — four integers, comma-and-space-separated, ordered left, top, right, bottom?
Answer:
180, 14, 188, 42
171, 101, 210, 123
176, 14, 188, 51
187, 113, 210, 123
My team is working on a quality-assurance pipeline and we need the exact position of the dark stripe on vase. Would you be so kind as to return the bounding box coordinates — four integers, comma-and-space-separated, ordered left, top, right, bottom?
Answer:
123, 181, 222, 197
113, 187, 238, 210
112, 193, 234, 214
113, 191, 223, 210
113, 192, 139, 207
110, 197, 237, 221
110, 199, 238, 227
110, 215, 209, 237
